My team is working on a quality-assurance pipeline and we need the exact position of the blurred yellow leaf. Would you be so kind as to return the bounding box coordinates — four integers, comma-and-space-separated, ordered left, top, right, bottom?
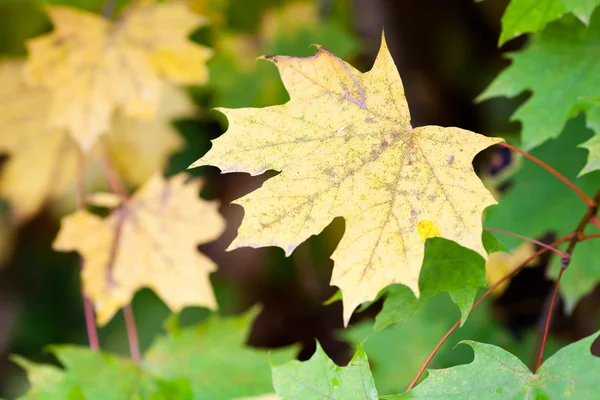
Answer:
53, 173, 225, 325
24, 1, 210, 152
185, 0, 229, 24
0, 60, 191, 223
486, 242, 539, 296
193, 36, 501, 324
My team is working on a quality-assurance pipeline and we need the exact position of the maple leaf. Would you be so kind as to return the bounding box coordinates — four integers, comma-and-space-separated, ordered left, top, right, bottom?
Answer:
272, 342, 378, 400
480, 13, 600, 150
385, 332, 600, 399
0, 60, 188, 224
580, 132, 600, 175
496, 0, 600, 45
52, 173, 225, 325
192, 35, 501, 324
23, 1, 211, 152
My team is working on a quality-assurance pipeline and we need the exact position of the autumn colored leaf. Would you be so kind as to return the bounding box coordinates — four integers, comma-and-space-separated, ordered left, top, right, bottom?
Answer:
485, 117, 600, 311
272, 342, 378, 400
486, 241, 537, 296
193, 35, 501, 324
52, 173, 225, 325
480, 13, 600, 150
23, 1, 211, 151
0, 60, 189, 224
385, 332, 600, 399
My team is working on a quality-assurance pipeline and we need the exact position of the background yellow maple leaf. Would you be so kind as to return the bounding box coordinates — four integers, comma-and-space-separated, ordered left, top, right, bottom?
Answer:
0, 60, 189, 224
53, 173, 225, 326
193, 36, 501, 324
23, 1, 210, 152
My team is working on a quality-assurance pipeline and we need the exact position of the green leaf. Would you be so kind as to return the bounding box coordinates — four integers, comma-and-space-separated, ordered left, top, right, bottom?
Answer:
272, 342, 378, 400
485, 116, 600, 311
143, 312, 296, 399
374, 232, 503, 331
13, 348, 157, 400
480, 13, 600, 150
383, 331, 600, 399
497, 0, 600, 46
579, 132, 600, 175
16, 312, 295, 400
498, 0, 566, 46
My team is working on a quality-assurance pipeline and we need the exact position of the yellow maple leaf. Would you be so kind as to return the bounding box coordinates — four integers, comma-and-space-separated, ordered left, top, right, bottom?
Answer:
53, 173, 225, 325
486, 242, 539, 296
0, 60, 188, 223
24, 1, 210, 152
192, 36, 502, 324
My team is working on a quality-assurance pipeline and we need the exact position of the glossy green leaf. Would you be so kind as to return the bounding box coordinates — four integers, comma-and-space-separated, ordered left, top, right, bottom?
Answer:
272, 342, 378, 400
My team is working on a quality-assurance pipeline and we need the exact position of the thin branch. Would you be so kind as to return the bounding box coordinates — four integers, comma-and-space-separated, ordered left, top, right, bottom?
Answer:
101, 152, 130, 201
498, 142, 595, 207
536, 263, 566, 371
590, 216, 600, 230
75, 148, 100, 351
123, 305, 141, 363
485, 228, 568, 258
405, 235, 571, 391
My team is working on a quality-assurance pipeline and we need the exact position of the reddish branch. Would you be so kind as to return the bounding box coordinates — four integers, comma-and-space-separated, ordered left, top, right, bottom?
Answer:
75, 149, 100, 351
498, 142, 596, 207
485, 227, 568, 258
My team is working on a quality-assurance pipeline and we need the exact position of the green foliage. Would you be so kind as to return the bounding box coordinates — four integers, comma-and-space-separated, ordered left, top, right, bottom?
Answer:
272, 342, 378, 400
482, 13, 600, 150
385, 332, 600, 399
374, 232, 506, 331
485, 117, 600, 309
15, 312, 294, 400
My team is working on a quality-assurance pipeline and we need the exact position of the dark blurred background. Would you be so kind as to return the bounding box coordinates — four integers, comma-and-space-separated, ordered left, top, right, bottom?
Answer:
1, 0, 599, 398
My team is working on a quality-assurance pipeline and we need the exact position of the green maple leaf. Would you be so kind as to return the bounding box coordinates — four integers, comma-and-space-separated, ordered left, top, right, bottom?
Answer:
480, 13, 600, 150
272, 342, 378, 400
374, 232, 506, 331
497, 0, 600, 45
383, 331, 600, 399
484, 116, 600, 311
15, 312, 295, 400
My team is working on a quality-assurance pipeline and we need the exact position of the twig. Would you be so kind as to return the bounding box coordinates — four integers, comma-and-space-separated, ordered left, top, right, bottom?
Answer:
405, 235, 572, 391
534, 187, 600, 371
75, 148, 100, 351
123, 304, 141, 363
101, 153, 130, 201
590, 216, 600, 230
498, 142, 596, 207
485, 228, 568, 258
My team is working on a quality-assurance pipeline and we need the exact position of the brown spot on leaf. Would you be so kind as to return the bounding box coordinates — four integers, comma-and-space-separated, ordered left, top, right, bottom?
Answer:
380, 139, 389, 150
447, 155, 455, 165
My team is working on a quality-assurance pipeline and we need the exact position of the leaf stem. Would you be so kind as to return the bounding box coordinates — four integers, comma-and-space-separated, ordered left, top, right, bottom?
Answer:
75, 148, 100, 351
406, 234, 573, 391
485, 228, 568, 258
123, 304, 141, 363
101, 152, 130, 201
498, 142, 595, 207
590, 216, 600, 230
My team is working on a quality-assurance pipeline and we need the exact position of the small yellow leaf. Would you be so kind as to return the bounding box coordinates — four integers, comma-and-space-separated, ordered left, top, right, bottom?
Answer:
24, 2, 210, 152
53, 173, 225, 325
193, 35, 502, 325
486, 242, 539, 296
0, 60, 190, 223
